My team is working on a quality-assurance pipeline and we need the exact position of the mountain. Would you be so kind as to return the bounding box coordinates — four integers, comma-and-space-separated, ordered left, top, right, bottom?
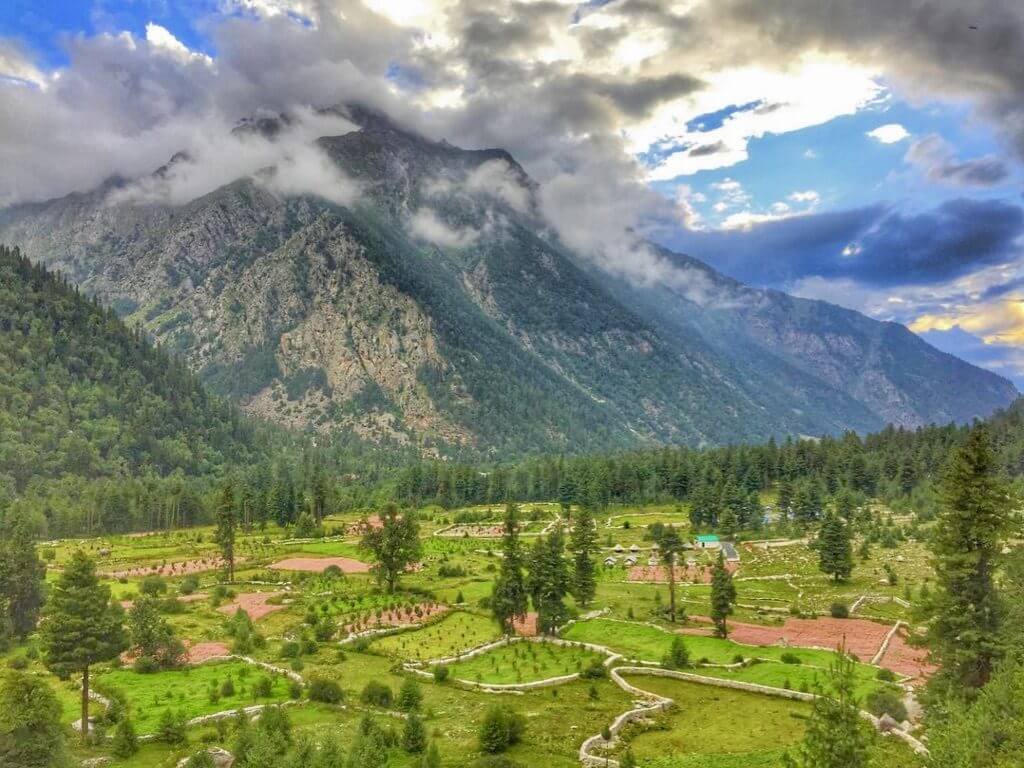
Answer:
0, 245, 260, 490
0, 108, 1015, 457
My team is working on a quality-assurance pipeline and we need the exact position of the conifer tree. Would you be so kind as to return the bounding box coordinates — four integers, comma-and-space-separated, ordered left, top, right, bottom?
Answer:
784, 645, 868, 768
40, 551, 126, 740
709, 551, 736, 638
659, 525, 684, 622
0, 669, 67, 766
818, 513, 853, 581
492, 504, 528, 633
0, 511, 45, 640
928, 425, 1011, 698
527, 527, 570, 634
570, 506, 597, 607
215, 482, 237, 582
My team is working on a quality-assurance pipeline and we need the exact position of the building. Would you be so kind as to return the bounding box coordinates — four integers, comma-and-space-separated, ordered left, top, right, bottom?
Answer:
721, 541, 740, 562
695, 534, 721, 549
603, 556, 618, 567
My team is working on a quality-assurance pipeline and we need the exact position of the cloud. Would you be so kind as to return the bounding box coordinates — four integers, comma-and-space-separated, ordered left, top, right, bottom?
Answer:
408, 208, 481, 248
788, 190, 820, 203
905, 133, 1010, 187
665, 197, 1024, 288
866, 123, 909, 143
464, 159, 531, 213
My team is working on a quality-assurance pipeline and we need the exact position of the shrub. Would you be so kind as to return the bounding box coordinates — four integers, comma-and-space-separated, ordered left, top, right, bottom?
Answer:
308, 677, 343, 704
140, 575, 167, 597
220, 678, 236, 697
780, 652, 801, 665
252, 676, 274, 698
472, 757, 522, 768
866, 689, 908, 722
360, 680, 394, 708
7, 656, 28, 670
663, 636, 690, 669
111, 718, 138, 757
876, 668, 898, 682
398, 678, 423, 711
403, 713, 427, 753
433, 665, 450, 683
314, 618, 336, 642
133, 655, 159, 674
478, 705, 525, 754
179, 575, 200, 595
289, 658, 304, 672
830, 602, 850, 619
288, 679, 303, 700
157, 708, 187, 744
323, 565, 343, 579
580, 660, 608, 679
279, 641, 300, 659
184, 752, 215, 768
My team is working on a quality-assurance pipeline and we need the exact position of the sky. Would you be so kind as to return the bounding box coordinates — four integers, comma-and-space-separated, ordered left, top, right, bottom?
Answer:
2, 0, 1024, 387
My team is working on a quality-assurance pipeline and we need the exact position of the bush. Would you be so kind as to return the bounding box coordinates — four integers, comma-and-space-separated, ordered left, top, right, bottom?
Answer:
184, 752, 215, 768
179, 575, 200, 595
876, 668, 898, 682
403, 713, 427, 753
433, 665, 450, 683
830, 602, 850, 619
866, 689, 908, 722
111, 718, 138, 757
288, 679, 303, 700
780, 652, 801, 665
314, 618, 336, 642
323, 565, 343, 579
157, 708, 187, 744
7, 656, 28, 670
279, 641, 300, 659
308, 677, 343, 704
398, 678, 423, 711
478, 705, 525, 754
220, 678, 235, 697
252, 676, 274, 698
580, 660, 608, 679
472, 757, 522, 768
360, 680, 394, 708
133, 655, 160, 674
663, 636, 690, 669
140, 575, 167, 597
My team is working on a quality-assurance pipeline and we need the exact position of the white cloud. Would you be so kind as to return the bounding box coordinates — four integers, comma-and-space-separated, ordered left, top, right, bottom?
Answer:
788, 190, 820, 204
145, 24, 213, 65
866, 123, 910, 143
408, 208, 480, 248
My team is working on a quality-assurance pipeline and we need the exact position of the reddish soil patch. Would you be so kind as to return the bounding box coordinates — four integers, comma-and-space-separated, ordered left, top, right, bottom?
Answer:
269, 556, 372, 574
186, 641, 231, 664
343, 602, 448, 633
683, 615, 889, 661
102, 558, 244, 579
218, 592, 286, 621
345, 515, 383, 535
628, 561, 738, 584
878, 627, 935, 685
512, 612, 539, 637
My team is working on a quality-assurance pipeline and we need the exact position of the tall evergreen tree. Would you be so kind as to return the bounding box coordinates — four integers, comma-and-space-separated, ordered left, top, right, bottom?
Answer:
40, 551, 126, 740
818, 513, 853, 581
527, 527, 570, 634
492, 504, 528, 633
0, 511, 45, 640
659, 525, 684, 622
928, 425, 1011, 698
709, 551, 736, 638
214, 483, 237, 582
570, 506, 597, 607
0, 669, 67, 767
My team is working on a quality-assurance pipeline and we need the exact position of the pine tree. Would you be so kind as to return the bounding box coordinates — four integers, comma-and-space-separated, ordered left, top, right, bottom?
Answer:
784, 645, 868, 768
421, 741, 442, 768
40, 551, 126, 740
492, 504, 528, 633
659, 525, 684, 622
0, 669, 67, 767
0, 512, 45, 640
402, 713, 427, 754
527, 527, 570, 634
570, 506, 597, 607
928, 425, 1011, 698
214, 482, 237, 582
709, 551, 736, 638
818, 513, 853, 581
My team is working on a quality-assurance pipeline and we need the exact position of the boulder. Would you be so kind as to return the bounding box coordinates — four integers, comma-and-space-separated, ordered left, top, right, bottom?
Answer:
176, 747, 234, 768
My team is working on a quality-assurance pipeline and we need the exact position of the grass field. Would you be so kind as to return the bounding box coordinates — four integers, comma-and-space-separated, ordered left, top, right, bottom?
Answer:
95, 660, 293, 734
369, 611, 500, 660
614, 675, 923, 768
445, 640, 606, 684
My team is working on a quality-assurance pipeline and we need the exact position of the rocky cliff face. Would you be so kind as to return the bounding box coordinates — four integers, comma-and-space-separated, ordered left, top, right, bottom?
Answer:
0, 108, 1015, 455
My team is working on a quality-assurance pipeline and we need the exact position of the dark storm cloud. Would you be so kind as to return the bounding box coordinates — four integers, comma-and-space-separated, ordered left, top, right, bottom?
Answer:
666, 198, 1024, 288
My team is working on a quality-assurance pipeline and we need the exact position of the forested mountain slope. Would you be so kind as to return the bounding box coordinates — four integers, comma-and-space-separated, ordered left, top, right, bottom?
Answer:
0, 108, 1015, 456
0, 245, 261, 491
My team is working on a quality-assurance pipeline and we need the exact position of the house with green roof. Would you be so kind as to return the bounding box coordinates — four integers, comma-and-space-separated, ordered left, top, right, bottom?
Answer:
695, 534, 721, 549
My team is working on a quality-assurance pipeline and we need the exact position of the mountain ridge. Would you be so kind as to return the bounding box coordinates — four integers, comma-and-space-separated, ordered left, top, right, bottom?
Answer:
0, 107, 1014, 456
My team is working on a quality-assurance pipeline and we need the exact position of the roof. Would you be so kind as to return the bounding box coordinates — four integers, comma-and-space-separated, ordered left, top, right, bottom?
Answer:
696, 534, 720, 543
